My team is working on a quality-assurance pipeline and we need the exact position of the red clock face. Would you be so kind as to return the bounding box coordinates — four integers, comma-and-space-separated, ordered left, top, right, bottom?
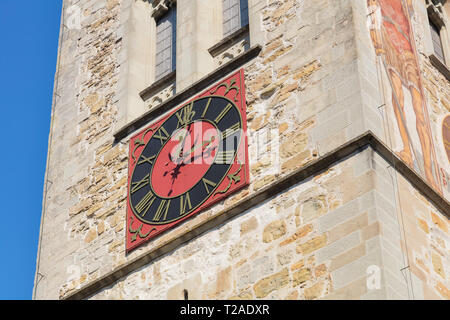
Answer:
150, 120, 220, 199
126, 69, 249, 251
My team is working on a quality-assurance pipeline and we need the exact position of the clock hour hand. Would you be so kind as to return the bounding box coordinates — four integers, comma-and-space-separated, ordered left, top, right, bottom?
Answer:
182, 137, 218, 164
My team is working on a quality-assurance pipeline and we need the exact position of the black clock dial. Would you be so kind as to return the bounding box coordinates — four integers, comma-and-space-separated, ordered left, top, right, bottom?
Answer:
129, 96, 243, 225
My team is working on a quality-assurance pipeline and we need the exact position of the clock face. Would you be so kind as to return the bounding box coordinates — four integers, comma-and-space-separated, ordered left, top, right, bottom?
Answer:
126, 69, 249, 251
129, 96, 242, 224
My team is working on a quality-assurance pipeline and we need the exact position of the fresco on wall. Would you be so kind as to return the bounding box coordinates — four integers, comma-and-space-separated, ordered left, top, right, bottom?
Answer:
368, 0, 443, 193
443, 115, 450, 162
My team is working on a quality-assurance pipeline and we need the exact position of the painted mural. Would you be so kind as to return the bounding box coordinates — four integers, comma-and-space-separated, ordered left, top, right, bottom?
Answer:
368, 0, 444, 193
443, 115, 450, 162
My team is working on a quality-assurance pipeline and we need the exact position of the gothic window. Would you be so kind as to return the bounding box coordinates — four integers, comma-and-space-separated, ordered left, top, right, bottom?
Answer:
155, 6, 176, 81
223, 0, 249, 37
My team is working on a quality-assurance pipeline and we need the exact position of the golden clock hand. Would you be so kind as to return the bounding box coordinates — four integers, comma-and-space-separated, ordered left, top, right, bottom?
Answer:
188, 135, 216, 154
180, 136, 217, 163
182, 140, 219, 164
172, 124, 192, 164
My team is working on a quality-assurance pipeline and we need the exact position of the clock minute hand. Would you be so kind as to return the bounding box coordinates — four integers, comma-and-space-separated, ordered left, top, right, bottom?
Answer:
172, 124, 192, 164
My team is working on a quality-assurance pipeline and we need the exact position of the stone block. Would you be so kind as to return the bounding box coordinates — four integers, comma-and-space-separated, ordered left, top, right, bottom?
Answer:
318, 199, 360, 232
328, 213, 368, 243
262, 220, 287, 243
292, 268, 312, 287
316, 231, 361, 264
296, 234, 328, 255
331, 247, 382, 290
253, 268, 290, 298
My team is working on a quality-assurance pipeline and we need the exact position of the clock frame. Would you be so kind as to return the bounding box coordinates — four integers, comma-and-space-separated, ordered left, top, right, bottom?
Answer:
126, 69, 249, 252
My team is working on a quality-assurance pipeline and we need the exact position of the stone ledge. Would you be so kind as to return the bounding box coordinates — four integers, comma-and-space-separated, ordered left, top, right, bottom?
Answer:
139, 70, 176, 102
208, 25, 250, 58
63, 131, 450, 300
429, 54, 450, 81
113, 45, 262, 142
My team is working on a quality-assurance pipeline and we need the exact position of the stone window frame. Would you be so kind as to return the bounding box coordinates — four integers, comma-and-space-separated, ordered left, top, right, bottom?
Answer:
154, 4, 177, 81
115, 0, 178, 133
424, 0, 450, 80
208, 0, 251, 68
142, 0, 178, 111
115, 0, 264, 139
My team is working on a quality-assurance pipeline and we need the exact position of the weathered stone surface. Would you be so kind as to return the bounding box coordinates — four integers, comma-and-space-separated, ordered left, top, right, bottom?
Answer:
296, 235, 327, 255
240, 217, 258, 236
300, 196, 328, 222
430, 212, 448, 233
253, 174, 277, 192
35, 0, 450, 302
431, 252, 445, 279
290, 259, 305, 271
304, 281, 326, 300
253, 268, 290, 298
292, 268, 312, 286
279, 224, 313, 247
84, 228, 97, 244
280, 132, 308, 159
263, 220, 287, 243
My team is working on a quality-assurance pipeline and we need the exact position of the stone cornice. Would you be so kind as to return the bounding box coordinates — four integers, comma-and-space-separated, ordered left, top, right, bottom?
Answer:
63, 131, 450, 300
208, 24, 250, 57
139, 70, 176, 101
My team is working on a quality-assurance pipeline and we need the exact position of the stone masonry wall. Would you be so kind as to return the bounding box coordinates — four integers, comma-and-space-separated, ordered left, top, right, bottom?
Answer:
34, 0, 449, 300
412, 6, 450, 197
90, 149, 387, 299
89, 148, 448, 300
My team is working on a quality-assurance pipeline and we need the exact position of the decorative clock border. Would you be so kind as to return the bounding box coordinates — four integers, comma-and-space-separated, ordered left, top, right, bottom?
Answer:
125, 69, 250, 252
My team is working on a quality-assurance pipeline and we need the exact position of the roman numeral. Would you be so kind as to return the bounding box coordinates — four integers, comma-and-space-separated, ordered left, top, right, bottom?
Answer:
135, 190, 156, 217
153, 199, 171, 222
130, 174, 150, 194
176, 102, 195, 128
154, 126, 170, 145
221, 122, 240, 140
201, 98, 212, 118
179, 192, 192, 216
138, 155, 156, 166
215, 103, 233, 123
202, 178, 217, 194
215, 150, 235, 164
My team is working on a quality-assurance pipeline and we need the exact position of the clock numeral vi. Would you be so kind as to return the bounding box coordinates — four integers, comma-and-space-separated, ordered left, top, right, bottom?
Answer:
153, 199, 171, 222
179, 192, 192, 216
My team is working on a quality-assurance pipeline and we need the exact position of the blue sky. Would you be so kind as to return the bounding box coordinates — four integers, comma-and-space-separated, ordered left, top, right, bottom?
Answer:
0, 1, 62, 299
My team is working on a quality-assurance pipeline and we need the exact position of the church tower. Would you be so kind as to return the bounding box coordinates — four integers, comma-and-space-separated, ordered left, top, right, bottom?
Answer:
34, 0, 450, 300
